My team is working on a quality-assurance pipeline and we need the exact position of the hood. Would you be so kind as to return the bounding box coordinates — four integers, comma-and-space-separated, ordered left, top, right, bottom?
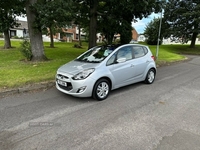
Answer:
58, 60, 100, 75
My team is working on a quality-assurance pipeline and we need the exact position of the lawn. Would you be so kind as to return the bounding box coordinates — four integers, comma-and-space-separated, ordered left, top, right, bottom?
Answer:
0, 40, 86, 90
0, 40, 200, 90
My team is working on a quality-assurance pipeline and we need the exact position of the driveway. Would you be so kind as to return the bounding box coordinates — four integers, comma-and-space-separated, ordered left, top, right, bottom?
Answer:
0, 55, 200, 150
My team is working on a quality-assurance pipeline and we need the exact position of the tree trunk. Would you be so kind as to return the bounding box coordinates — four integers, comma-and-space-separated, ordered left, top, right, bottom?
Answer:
26, 0, 47, 61
78, 25, 82, 46
88, 0, 98, 49
3, 29, 11, 49
190, 32, 198, 48
49, 26, 54, 48
107, 33, 114, 44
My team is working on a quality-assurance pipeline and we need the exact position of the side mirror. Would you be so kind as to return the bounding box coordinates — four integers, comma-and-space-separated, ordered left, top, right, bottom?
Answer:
117, 57, 126, 63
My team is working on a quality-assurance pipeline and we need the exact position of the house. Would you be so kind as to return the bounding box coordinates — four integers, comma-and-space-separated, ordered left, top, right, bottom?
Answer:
137, 34, 146, 42
9, 20, 28, 38
131, 28, 139, 41
46, 25, 86, 42
9, 20, 139, 43
10, 20, 86, 42
103, 28, 139, 43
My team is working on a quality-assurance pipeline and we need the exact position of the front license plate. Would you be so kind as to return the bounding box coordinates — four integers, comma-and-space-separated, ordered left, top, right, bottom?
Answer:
57, 80, 67, 87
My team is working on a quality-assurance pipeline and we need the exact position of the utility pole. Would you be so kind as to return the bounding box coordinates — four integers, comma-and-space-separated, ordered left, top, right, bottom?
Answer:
156, 0, 164, 60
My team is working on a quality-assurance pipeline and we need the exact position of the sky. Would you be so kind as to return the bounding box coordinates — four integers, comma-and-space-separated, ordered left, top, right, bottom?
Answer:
132, 12, 160, 34
17, 12, 160, 34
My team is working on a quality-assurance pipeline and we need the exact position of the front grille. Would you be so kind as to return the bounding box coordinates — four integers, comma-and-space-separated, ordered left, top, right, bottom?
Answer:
57, 74, 69, 80
58, 82, 73, 91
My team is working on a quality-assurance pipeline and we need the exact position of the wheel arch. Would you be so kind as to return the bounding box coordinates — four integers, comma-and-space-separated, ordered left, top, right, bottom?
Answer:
92, 76, 112, 100
94, 76, 112, 90
150, 67, 156, 75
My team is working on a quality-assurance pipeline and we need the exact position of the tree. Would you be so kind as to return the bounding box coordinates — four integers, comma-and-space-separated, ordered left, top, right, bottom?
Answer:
144, 17, 166, 45
25, 0, 47, 61
98, 0, 160, 45
0, 0, 25, 49
72, 0, 98, 49
33, 0, 74, 48
112, 0, 161, 44
72, 1, 90, 46
74, 0, 161, 48
164, 0, 200, 48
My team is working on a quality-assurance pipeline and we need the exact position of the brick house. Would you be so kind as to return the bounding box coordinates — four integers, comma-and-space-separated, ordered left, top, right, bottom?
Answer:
131, 28, 139, 41
54, 25, 86, 42
113, 28, 139, 42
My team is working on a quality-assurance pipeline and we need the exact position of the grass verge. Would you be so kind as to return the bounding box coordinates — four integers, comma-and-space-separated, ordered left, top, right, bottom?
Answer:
0, 41, 85, 90
0, 40, 200, 90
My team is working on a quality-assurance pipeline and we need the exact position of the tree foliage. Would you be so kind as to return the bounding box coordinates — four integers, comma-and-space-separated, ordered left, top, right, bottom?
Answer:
144, 18, 165, 45
33, 0, 74, 48
0, 0, 25, 49
1, 0, 162, 61
73, 0, 161, 48
164, 0, 200, 48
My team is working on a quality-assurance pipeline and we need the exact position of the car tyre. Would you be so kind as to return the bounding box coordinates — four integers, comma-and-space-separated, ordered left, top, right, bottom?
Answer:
145, 69, 156, 84
93, 79, 110, 100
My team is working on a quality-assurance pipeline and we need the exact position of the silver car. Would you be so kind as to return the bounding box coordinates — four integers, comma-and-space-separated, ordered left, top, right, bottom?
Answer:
56, 44, 156, 100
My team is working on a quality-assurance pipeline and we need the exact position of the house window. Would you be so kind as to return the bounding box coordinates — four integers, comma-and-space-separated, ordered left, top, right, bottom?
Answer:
10, 30, 16, 37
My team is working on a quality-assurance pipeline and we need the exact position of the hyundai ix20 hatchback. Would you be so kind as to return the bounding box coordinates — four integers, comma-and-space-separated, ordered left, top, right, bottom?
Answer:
56, 44, 156, 100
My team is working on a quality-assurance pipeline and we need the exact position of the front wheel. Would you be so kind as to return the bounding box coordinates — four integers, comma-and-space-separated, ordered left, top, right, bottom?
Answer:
145, 69, 156, 84
92, 79, 110, 101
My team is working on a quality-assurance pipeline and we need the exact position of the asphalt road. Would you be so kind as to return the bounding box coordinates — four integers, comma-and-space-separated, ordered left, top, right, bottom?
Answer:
0, 55, 200, 150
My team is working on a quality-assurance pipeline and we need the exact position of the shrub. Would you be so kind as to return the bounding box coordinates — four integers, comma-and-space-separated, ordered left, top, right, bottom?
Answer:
12, 36, 19, 39
73, 43, 82, 48
19, 39, 32, 61
146, 39, 162, 45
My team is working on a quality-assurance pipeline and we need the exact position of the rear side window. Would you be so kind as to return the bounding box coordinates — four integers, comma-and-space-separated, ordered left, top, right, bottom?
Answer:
133, 46, 147, 58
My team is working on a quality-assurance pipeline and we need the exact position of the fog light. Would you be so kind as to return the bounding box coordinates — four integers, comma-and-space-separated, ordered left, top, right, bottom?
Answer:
77, 86, 86, 93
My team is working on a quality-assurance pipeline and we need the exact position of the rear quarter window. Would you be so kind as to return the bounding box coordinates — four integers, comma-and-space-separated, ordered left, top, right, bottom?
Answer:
133, 46, 146, 58
143, 47, 148, 54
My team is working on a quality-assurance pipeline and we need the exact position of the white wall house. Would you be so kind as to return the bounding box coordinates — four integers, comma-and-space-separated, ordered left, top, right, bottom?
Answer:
10, 20, 29, 38
162, 37, 200, 45
137, 34, 146, 42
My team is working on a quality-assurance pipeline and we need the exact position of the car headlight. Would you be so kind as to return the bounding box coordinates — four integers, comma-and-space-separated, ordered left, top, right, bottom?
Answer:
72, 68, 95, 80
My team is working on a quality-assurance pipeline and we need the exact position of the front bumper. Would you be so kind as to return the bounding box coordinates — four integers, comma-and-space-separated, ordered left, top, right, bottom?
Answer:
55, 72, 96, 98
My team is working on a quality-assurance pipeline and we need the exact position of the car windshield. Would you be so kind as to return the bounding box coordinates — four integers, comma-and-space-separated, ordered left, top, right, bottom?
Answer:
76, 45, 117, 63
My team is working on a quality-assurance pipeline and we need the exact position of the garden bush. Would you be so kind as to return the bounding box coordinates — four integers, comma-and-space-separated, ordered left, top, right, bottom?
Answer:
19, 39, 32, 61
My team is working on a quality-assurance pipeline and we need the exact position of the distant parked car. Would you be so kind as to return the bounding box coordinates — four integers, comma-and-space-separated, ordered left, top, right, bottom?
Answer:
56, 44, 156, 100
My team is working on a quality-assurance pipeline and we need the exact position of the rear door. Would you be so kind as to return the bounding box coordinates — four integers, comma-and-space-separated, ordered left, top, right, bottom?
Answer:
131, 46, 149, 79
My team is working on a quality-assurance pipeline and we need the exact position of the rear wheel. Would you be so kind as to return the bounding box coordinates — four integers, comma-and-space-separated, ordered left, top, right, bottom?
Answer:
93, 79, 110, 101
145, 69, 155, 84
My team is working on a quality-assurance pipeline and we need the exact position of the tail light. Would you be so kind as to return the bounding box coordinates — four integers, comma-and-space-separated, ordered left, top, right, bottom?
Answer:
151, 55, 155, 61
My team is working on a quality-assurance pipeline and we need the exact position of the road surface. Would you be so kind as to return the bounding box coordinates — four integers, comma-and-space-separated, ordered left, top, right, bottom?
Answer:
0, 55, 200, 150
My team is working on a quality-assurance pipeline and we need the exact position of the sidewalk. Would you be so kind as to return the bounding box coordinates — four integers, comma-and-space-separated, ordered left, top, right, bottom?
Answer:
0, 80, 55, 98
